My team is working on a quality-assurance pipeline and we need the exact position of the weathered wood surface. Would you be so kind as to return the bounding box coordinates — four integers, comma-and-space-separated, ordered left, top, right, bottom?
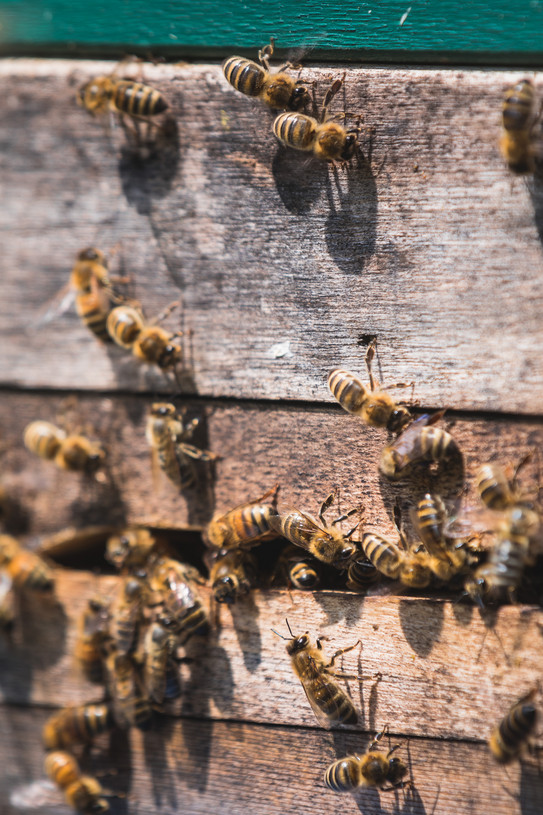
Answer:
1, 389, 542, 537
1, 60, 543, 413
2, 704, 543, 815
1, 571, 542, 746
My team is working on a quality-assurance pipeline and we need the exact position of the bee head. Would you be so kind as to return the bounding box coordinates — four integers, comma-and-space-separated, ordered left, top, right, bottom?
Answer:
340, 132, 358, 161
387, 757, 408, 785
290, 85, 309, 110
151, 402, 177, 418
335, 540, 358, 567
286, 632, 310, 655
158, 343, 182, 370
213, 575, 237, 604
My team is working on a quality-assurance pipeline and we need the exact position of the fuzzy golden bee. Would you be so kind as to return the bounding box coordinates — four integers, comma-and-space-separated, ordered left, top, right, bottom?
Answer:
207, 548, 257, 603
23, 420, 105, 474
413, 493, 468, 582
273, 76, 358, 162
0, 534, 54, 593
78, 70, 168, 121
146, 402, 216, 490
42, 703, 114, 751
203, 484, 279, 551
106, 303, 183, 375
489, 689, 538, 763
74, 596, 111, 684
222, 37, 308, 111
274, 621, 371, 726
45, 750, 109, 814
150, 556, 209, 643
106, 527, 158, 572
70, 247, 113, 342
105, 650, 152, 730
112, 575, 145, 655
328, 341, 412, 433
500, 79, 539, 174
142, 616, 178, 705
379, 412, 460, 481
361, 530, 432, 588
269, 491, 360, 570
324, 726, 408, 793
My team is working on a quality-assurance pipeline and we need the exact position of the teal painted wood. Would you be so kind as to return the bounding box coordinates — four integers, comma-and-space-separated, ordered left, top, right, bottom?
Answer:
1, 0, 543, 62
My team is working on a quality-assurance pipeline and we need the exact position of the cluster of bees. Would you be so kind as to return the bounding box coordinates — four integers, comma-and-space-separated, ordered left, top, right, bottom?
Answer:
3, 44, 543, 813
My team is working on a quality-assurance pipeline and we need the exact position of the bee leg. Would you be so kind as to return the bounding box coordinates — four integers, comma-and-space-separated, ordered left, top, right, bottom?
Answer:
380, 779, 412, 792
364, 338, 379, 391
369, 724, 390, 751
330, 670, 382, 682
258, 37, 275, 69
321, 74, 345, 123
324, 639, 361, 668
318, 489, 338, 523
150, 299, 182, 326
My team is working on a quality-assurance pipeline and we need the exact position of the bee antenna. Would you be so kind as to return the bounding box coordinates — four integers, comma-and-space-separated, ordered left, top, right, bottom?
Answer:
285, 617, 294, 637
270, 628, 288, 640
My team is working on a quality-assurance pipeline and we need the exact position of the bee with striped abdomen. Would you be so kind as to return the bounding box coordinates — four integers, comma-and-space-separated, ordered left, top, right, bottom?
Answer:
0, 534, 54, 593
346, 555, 380, 592
324, 726, 408, 793
362, 530, 432, 588
77, 66, 168, 122
379, 412, 461, 481
328, 341, 412, 434
74, 596, 111, 684
146, 402, 217, 490
489, 689, 539, 763
273, 621, 375, 727
105, 650, 152, 729
500, 79, 540, 174
44, 750, 109, 814
207, 547, 257, 603
273, 76, 359, 162
269, 491, 360, 570
275, 544, 321, 591
203, 484, 280, 551
413, 493, 468, 582
23, 420, 106, 474
42, 703, 114, 751
150, 556, 209, 643
112, 575, 145, 655
71, 247, 113, 342
106, 302, 184, 376
222, 37, 308, 111
142, 616, 179, 705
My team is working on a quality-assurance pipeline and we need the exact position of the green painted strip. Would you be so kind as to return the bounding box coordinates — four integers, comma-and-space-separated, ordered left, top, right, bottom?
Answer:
1, 0, 543, 60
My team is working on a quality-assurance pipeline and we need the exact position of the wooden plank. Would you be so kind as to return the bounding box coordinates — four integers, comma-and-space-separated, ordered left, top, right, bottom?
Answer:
1, 390, 542, 538
2, 570, 542, 747
2, 2, 543, 61
1, 60, 543, 413
2, 704, 542, 815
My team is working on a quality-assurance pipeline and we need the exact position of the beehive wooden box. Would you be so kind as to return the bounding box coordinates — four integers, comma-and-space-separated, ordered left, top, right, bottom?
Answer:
1, 33, 543, 815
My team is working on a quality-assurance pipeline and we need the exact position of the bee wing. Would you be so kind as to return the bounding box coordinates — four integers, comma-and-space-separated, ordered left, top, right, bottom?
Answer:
177, 442, 215, 462
299, 660, 350, 728
443, 503, 502, 540
34, 283, 75, 328
272, 508, 322, 551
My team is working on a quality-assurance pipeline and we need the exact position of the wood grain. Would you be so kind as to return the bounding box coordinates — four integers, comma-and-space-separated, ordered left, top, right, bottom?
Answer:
1, 60, 543, 413
2, 704, 542, 815
1, 570, 542, 747
1, 390, 542, 537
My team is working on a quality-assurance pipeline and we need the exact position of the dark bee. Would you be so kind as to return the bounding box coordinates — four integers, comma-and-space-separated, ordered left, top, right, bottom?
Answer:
500, 79, 539, 174
105, 650, 152, 730
222, 38, 308, 111
207, 548, 256, 604
150, 557, 209, 643
276, 544, 321, 591
328, 341, 412, 434
273, 77, 358, 162
324, 726, 408, 793
142, 616, 178, 705
346, 555, 380, 592
42, 703, 114, 751
489, 689, 538, 763
379, 412, 460, 480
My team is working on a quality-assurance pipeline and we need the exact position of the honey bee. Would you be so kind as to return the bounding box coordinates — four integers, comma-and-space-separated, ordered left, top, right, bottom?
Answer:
71, 248, 113, 342
328, 342, 412, 434
77, 69, 168, 121
105, 650, 152, 729
203, 484, 279, 551
269, 491, 360, 569
222, 37, 308, 111
276, 544, 321, 591
413, 493, 468, 581
23, 420, 106, 473
465, 462, 540, 603
105, 527, 157, 572
207, 548, 257, 603
106, 303, 183, 375
379, 412, 460, 481
500, 79, 539, 174
489, 688, 538, 763
146, 402, 217, 490
324, 726, 408, 793
44, 750, 109, 814
42, 703, 114, 751
142, 616, 178, 704
274, 621, 373, 726
361, 531, 432, 588
74, 596, 111, 683
0, 571, 15, 631
346, 555, 380, 593
112, 576, 145, 655
273, 76, 359, 162
150, 556, 209, 643
0, 534, 54, 593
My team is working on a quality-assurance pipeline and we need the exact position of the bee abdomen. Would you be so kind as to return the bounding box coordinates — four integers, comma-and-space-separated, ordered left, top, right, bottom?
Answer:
24, 421, 64, 460
419, 427, 457, 463
314, 682, 358, 724
76, 294, 111, 341
490, 702, 537, 762
476, 464, 512, 510
8, 551, 54, 592
347, 556, 380, 590
324, 756, 360, 792
114, 80, 168, 117
290, 561, 319, 589
273, 112, 316, 150
417, 494, 444, 549
106, 305, 143, 348
503, 80, 535, 131
176, 603, 209, 644
43, 703, 113, 750
222, 57, 266, 97
361, 533, 401, 579
328, 369, 367, 414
